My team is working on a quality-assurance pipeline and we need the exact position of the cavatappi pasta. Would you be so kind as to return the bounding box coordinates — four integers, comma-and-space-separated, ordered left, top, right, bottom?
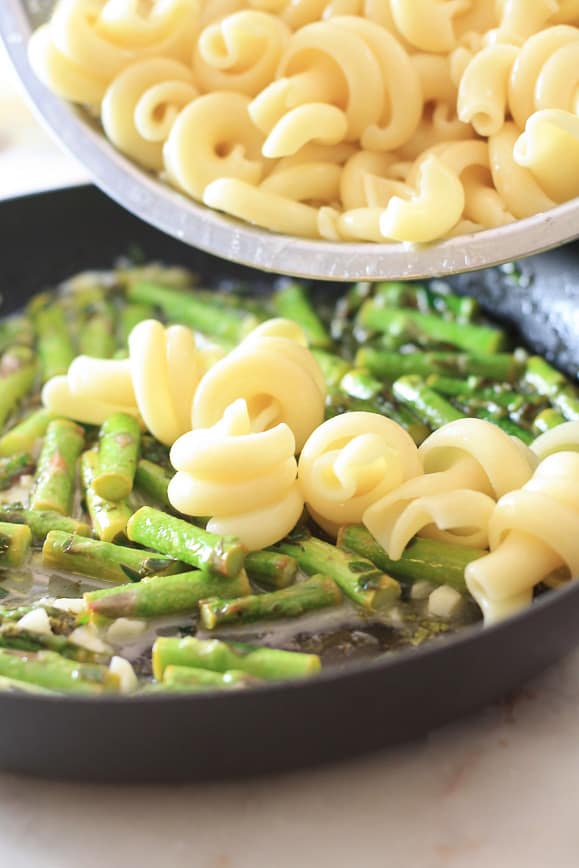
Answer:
28, 1, 579, 243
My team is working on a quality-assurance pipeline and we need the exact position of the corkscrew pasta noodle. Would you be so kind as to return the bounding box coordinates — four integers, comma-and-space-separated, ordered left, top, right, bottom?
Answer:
29, 0, 579, 243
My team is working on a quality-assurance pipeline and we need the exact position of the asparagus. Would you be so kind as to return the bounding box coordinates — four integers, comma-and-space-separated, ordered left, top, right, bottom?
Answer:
0, 409, 54, 457
118, 303, 155, 345
81, 450, 132, 542
311, 349, 350, 390
356, 349, 523, 382
275, 534, 400, 611
0, 453, 34, 490
0, 604, 79, 635
393, 376, 465, 428
32, 304, 75, 381
0, 346, 37, 429
0, 624, 110, 664
152, 636, 321, 681
127, 507, 246, 578
273, 282, 332, 348
373, 281, 478, 323
30, 419, 84, 515
43, 530, 187, 584
200, 575, 342, 629
340, 369, 382, 401
0, 316, 34, 353
331, 391, 430, 446
357, 303, 504, 354
0, 648, 119, 694
94, 413, 140, 501
525, 356, 579, 421
84, 568, 251, 618
532, 408, 567, 434
0, 506, 91, 545
0, 522, 31, 567
338, 526, 487, 593
244, 550, 298, 590
161, 665, 257, 691
473, 408, 534, 444
140, 434, 171, 469
127, 281, 257, 342
78, 304, 116, 359
134, 459, 172, 508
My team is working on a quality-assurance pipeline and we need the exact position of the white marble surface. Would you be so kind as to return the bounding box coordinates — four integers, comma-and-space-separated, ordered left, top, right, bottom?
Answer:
2, 45, 579, 868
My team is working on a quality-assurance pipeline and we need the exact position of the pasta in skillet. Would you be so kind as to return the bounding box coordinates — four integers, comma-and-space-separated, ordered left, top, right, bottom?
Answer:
29, 0, 579, 243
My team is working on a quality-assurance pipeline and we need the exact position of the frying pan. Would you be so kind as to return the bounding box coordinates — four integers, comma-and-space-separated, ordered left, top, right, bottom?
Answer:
0, 185, 578, 783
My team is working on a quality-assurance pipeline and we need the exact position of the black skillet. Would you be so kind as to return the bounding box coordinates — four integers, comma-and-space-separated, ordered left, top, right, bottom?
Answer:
0, 185, 578, 782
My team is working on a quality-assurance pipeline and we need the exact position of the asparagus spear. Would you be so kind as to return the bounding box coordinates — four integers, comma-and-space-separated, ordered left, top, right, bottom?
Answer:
340, 369, 382, 401
134, 459, 172, 508
78, 302, 116, 359
338, 526, 486, 594
0, 453, 34, 490
152, 636, 321, 682
161, 665, 257, 691
0, 316, 34, 353
311, 350, 350, 390
244, 550, 298, 590
356, 349, 523, 382
85, 568, 250, 618
118, 303, 155, 345
81, 450, 132, 542
30, 419, 84, 515
275, 534, 400, 611
357, 303, 504, 354
0, 506, 91, 545
32, 304, 75, 381
473, 408, 534, 444
94, 413, 140, 501
0, 624, 110, 664
0, 346, 37, 429
393, 376, 465, 428
0, 522, 31, 567
43, 530, 187, 584
200, 575, 342, 629
0, 604, 78, 634
532, 408, 567, 434
0, 648, 119, 694
0, 409, 55, 457
127, 507, 246, 579
127, 281, 257, 342
273, 282, 332, 348
525, 356, 579, 421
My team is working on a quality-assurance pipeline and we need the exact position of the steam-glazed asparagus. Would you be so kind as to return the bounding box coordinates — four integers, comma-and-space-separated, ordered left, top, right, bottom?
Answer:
30, 420, 84, 515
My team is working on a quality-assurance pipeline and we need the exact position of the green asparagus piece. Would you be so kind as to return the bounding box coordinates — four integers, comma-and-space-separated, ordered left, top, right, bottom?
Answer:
30, 419, 84, 515
331, 391, 430, 445
0, 649, 119, 694
0, 453, 34, 490
0, 346, 37, 429
0, 522, 31, 567
0, 506, 91, 545
275, 534, 400, 611
0, 409, 55, 457
310, 350, 350, 389
357, 302, 504, 354
161, 665, 257, 691
0, 316, 34, 353
127, 506, 246, 578
200, 575, 342, 629
134, 459, 172, 508
532, 407, 567, 434
153, 636, 321, 682
43, 530, 187, 584
94, 413, 140, 501
0, 604, 78, 634
81, 450, 132, 542
140, 434, 171, 469
273, 282, 332, 348
244, 549, 298, 590
118, 303, 155, 345
32, 304, 75, 381
393, 376, 465, 428
0, 624, 110, 664
78, 302, 116, 358
127, 281, 257, 342
340, 369, 383, 401
374, 280, 477, 323
525, 356, 579, 421
338, 526, 487, 594
474, 408, 534, 444
356, 349, 523, 383
85, 568, 250, 618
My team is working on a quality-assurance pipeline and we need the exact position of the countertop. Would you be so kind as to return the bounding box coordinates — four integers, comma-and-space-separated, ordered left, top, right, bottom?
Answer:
2, 45, 579, 868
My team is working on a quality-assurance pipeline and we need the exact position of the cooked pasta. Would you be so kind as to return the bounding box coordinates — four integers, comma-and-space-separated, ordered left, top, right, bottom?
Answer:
28, 1, 579, 243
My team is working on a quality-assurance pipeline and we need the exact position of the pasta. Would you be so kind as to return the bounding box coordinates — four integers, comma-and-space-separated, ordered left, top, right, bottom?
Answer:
298, 411, 422, 537
29, 1, 579, 243
168, 399, 304, 550
465, 452, 579, 625
363, 418, 534, 559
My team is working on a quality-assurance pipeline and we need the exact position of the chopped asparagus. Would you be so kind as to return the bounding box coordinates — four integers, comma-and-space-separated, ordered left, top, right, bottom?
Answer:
94, 412, 140, 501
393, 376, 465, 428
0, 648, 119, 694
81, 450, 132, 542
0, 453, 34, 490
356, 349, 523, 382
0, 409, 54, 457
244, 550, 298, 590
134, 459, 172, 508
273, 282, 332, 348
0, 346, 37, 429
32, 304, 75, 382
0, 522, 31, 567
0, 506, 91, 545
161, 665, 258, 691
30, 419, 84, 515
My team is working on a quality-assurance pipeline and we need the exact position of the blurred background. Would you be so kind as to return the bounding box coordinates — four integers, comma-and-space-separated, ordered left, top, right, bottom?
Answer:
0, 43, 86, 198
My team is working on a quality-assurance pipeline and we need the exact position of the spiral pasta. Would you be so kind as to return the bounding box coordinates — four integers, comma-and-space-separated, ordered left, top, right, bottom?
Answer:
168, 398, 304, 550
363, 418, 534, 559
465, 451, 579, 624
191, 319, 325, 450
298, 412, 422, 537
